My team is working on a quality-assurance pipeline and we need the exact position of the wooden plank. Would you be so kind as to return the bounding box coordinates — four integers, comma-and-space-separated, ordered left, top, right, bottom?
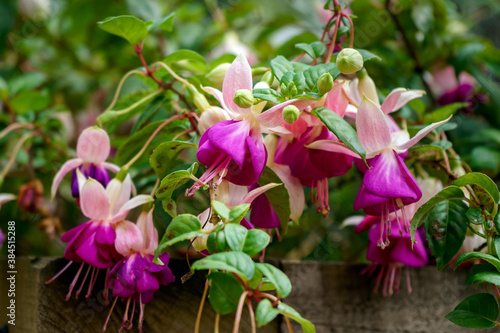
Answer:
0, 257, 279, 333
280, 261, 482, 333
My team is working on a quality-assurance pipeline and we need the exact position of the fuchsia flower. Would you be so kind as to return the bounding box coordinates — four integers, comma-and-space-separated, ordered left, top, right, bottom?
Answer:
186, 55, 313, 195
47, 172, 153, 300
274, 84, 354, 215
0, 228, 4, 250
309, 95, 451, 246
51, 127, 119, 199
105, 208, 175, 332
249, 135, 305, 229
357, 215, 428, 296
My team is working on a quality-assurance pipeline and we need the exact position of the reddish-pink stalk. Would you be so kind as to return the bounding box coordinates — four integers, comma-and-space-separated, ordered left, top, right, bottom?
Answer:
232, 291, 249, 333
246, 299, 257, 333
341, 12, 355, 48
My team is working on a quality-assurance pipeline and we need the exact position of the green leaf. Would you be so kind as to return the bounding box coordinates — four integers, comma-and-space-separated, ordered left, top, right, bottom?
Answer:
452, 172, 499, 204
303, 63, 340, 91
161, 198, 177, 218
424, 200, 468, 270
295, 41, 326, 59
255, 299, 280, 327
495, 236, 500, 257
10, 89, 50, 114
243, 229, 271, 257
270, 56, 310, 81
97, 15, 150, 45
252, 88, 285, 104
446, 293, 499, 329
466, 207, 485, 225
212, 201, 230, 220
224, 223, 248, 252
312, 106, 366, 160
216, 231, 228, 252
163, 49, 207, 67
255, 263, 292, 298
155, 214, 204, 262
356, 49, 381, 62
455, 252, 500, 272
257, 167, 291, 233
8, 72, 46, 96
465, 263, 500, 285
115, 118, 189, 165
156, 163, 199, 204
191, 252, 255, 281
207, 272, 245, 315
148, 12, 174, 32
410, 186, 466, 243
229, 203, 250, 224
277, 303, 316, 333
150, 141, 197, 179
424, 103, 468, 123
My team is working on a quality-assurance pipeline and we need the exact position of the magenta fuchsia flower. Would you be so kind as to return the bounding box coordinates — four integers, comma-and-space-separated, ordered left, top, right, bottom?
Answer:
309, 96, 451, 246
51, 127, 119, 199
275, 113, 353, 216
186, 55, 313, 196
46, 173, 153, 300
0, 227, 4, 251
358, 215, 428, 296
105, 209, 175, 332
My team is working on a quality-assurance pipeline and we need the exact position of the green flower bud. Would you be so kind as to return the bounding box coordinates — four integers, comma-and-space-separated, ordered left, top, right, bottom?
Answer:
206, 63, 231, 90
317, 72, 334, 94
261, 71, 275, 86
280, 83, 288, 95
282, 105, 300, 124
233, 89, 255, 108
336, 48, 364, 74
288, 82, 298, 96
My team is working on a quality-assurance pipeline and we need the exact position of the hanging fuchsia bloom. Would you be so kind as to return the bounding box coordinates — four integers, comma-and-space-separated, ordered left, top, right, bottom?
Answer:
51, 127, 119, 199
358, 215, 428, 296
105, 208, 175, 332
275, 95, 353, 216
309, 96, 451, 245
47, 173, 153, 300
187, 54, 313, 196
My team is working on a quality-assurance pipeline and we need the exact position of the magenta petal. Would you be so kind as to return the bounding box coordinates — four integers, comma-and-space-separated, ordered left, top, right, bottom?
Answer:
363, 150, 421, 201
239, 217, 255, 230
95, 223, 116, 245
249, 184, 281, 229
205, 120, 250, 168
136, 271, 160, 293
225, 134, 267, 186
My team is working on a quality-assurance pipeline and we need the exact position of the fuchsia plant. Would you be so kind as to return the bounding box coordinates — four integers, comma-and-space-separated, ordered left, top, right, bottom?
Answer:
37, 0, 500, 332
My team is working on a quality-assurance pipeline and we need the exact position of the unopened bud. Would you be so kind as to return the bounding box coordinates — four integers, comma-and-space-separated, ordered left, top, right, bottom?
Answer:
280, 83, 288, 95
282, 105, 300, 124
206, 63, 231, 90
192, 221, 216, 252
317, 72, 334, 94
233, 89, 255, 108
336, 48, 364, 74
18, 179, 44, 214
261, 71, 274, 86
288, 82, 298, 96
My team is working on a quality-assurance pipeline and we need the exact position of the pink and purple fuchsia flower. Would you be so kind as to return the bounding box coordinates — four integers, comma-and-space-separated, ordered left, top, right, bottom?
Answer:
309, 95, 451, 246
186, 54, 313, 196
51, 127, 119, 199
105, 208, 175, 333
46, 172, 154, 301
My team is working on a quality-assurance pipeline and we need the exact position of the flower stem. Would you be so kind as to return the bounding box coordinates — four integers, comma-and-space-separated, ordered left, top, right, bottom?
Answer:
214, 313, 220, 333
195, 279, 209, 333
152, 61, 191, 87
285, 316, 294, 333
232, 291, 249, 333
246, 298, 257, 333
123, 113, 189, 169
105, 69, 146, 112
0, 122, 34, 140
114, 89, 163, 116
0, 132, 33, 183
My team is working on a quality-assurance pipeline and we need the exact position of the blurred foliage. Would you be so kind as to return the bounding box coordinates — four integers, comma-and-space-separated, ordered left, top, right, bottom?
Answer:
0, 0, 499, 262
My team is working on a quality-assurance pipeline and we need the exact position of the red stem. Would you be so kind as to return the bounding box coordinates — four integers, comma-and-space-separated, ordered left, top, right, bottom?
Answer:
232, 291, 249, 333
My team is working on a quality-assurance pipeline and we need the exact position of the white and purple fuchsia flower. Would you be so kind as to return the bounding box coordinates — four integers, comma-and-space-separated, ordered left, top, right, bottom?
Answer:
186, 54, 313, 196
51, 127, 119, 200
309, 94, 451, 248
104, 208, 175, 333
46, 172, 154, 301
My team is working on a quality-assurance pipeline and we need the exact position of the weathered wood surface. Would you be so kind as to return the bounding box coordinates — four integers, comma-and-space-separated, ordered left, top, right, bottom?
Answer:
0, 257, 486, 333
